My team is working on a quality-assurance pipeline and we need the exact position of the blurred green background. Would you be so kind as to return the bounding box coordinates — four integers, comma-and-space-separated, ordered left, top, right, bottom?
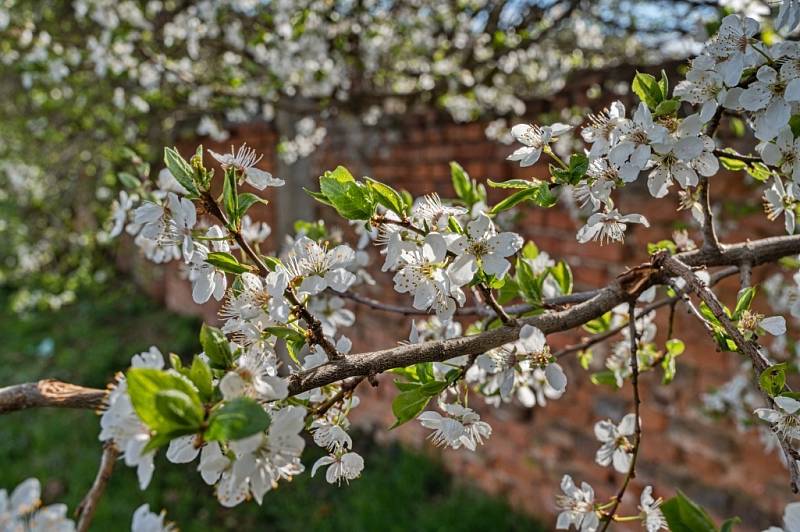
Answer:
0, 282, 543, 531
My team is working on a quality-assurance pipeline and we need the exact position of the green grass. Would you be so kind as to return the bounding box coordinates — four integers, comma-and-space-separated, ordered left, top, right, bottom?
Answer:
0, 283, 544, 531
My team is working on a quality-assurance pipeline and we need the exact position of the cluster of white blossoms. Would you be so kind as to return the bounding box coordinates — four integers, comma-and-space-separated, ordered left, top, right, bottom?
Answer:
0, 477, 175, 532
503, 12, 800, 246
386, 205, 523, 320
0, 478, 74, 531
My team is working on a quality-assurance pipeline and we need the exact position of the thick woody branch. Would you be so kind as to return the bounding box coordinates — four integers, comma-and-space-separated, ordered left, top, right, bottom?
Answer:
0, 380, 106, 414
288, 234, 800, 396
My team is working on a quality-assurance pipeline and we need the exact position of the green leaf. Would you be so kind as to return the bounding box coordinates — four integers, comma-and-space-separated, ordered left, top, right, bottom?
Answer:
205, 252, 251, 275
304, 188, 333, 206
366, 178, 406, 215
205, 397, 271, 442
127, 368, 204, 451
117, 172, 141, 189
647, 240, 678, 254
662, 339, 685, 385
490, 183, 556, 214
236, 193, 267, 220
318, 166, 375, 220
719, 156, 747, 171
720, 517, 741, 532
760, 363, 788, 397
521, 241, 539, 259
200, 323, 234, 369
747, 162, 772, 182
590, 370, 620, 388
659, 70, 669, 99
450, 162, 484, 206
549, 261, 573, 295
653, 98, 680, 117
188, 356, 214, 402
164, 147, 198, 196
486, 178, 534, 189
661, 491, 718, 532
223, 168, 239, 225
451, 161, 472, 199
390, 380, 449, 428
733, 287, 756, 319
631, 71, 663, 110
265, 326, 306, 344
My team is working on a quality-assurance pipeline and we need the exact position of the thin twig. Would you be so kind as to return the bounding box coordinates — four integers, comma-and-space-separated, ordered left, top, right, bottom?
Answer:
203, 192, 342, 361
599, 303, 642, 531
310, 376, 366, 418
76, 443, 119, 532
338, 289, 598, 317
477, 284, 516, 325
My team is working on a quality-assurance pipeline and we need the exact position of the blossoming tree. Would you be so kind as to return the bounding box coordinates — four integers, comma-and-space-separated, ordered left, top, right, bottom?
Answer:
9, 1, 800, 531
0, 0, 726, 312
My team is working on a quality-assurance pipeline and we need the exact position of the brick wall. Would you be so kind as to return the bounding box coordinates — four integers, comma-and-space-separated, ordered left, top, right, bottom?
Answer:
148, 83, 793, 529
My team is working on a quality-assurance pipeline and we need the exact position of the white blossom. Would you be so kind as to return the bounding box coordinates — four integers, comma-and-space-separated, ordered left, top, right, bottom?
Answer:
581, 101, 626, 159
555, 475, 599, 532
0, 478, 75, 532
609, 103, 668, 182
739, 65, 800, 141
448, 213, 523, 283
225, 406, 307, 505
393, 232, 463, 320
764, 501, 800, 532
638, 486, 667, 532
577, 209, 649, 244
208, 144, 283, 190
594, 413, 637, 473
762, 128, 800, 184
516, 324, 567, 393
507, 122, 572, 167
131, 504, 174, 532
287, 237, 356, 295
417, 403, 492, 450
755, 395, 800, 440
311, 452, 365, 485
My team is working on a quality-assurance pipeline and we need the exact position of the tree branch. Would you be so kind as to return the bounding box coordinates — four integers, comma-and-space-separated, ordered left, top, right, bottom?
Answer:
656, 253, 800, 492
0, 380, 106, 414
599, 303, 642, 530
76, 443, 119, 532
287, 235, 800, 395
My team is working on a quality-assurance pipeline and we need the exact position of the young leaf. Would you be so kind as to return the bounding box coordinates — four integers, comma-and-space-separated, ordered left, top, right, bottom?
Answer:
660, 491, 719, 532
205, 397, 271, 442
236, 192, 268, 220
760, 363, 788, 397
205, 252, 252, 275
366, 178, 406, 215
223, 168, 239, 225
733, 287, 756, 319
631, 71, 663, 110
164, 147, 198, 196
318, 166, 375, 220
127, 368, 204, 450
188, 356, 214, 402
200, 323, 234, 369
